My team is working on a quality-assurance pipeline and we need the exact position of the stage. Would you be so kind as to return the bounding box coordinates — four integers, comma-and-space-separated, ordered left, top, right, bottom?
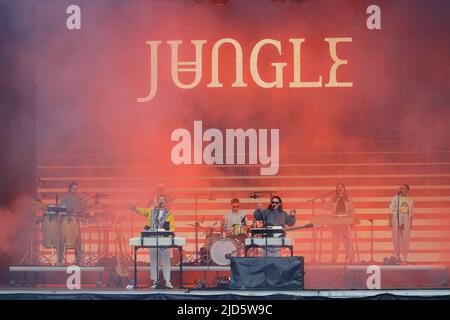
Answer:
7, 264, 450, 291
2, 0, 450, 308
1, 287, 450, 300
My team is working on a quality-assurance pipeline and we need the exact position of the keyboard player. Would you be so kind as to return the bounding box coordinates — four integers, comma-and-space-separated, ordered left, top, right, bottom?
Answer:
129, 195, 175, 289
253, 195, 296, 257
321, 183, 355, 264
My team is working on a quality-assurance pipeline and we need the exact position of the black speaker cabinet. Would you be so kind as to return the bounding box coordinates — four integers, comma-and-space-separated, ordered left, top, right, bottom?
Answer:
230, 257, 304, 290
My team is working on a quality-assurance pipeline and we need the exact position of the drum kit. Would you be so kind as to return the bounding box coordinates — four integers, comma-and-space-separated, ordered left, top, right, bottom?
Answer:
192, 220, 263, 266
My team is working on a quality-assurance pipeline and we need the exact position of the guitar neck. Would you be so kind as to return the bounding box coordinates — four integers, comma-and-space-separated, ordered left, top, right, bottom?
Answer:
286, 223, 314, 232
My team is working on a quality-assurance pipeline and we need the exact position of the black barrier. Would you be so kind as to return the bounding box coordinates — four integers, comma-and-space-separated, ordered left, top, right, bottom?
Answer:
229, 257, 304, 290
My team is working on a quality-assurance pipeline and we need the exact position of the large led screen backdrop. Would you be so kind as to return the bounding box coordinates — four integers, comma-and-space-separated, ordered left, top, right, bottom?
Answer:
1, 0, 450, 279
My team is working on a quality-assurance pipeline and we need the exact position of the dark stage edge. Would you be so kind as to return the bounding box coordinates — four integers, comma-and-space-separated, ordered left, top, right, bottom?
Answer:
1, 288, 450, 300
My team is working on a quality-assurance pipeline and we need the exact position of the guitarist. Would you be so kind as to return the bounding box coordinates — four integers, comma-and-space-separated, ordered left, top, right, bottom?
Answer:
253, 195, 296, 257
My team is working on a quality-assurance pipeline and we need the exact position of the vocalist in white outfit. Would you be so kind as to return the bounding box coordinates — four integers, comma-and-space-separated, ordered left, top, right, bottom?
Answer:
389, 184, 414, 264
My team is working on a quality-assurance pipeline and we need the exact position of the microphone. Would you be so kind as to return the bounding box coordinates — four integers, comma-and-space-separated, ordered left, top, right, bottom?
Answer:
250, 192, 258, 199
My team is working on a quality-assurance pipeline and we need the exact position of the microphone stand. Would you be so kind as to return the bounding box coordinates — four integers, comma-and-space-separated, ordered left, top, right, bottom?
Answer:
263, 209, 269, 258
305, 190, 335, 264
195, 194, 199, 263
250, 191, 274, 258
396, 193, 401, 264
155, 208, 160, 288
368, 219, 375, 264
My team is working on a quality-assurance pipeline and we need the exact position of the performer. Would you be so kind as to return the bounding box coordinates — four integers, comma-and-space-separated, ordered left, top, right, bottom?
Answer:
253, 195, 296, 257
223, 198, 247, 234
58, 182, 85, 265
389, 184, 414, 264
147, 183, 176, 209
129, 195, 175, 289
321, 183, 356, 264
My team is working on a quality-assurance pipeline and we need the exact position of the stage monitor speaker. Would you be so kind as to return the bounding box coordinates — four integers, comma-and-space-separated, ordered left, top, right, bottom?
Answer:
230, 257, 304, 290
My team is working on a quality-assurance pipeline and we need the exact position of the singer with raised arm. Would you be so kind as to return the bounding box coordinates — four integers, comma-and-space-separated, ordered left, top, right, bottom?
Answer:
129, 195, 175, 289
321, 183, 356, 264
253, 195, 296, 257
389, 184, 414, 265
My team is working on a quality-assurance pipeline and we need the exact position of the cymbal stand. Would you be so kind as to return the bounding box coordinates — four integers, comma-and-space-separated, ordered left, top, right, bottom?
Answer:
190, 193, 214, 264
82, 223, 98, 266
19, 207, 48, 266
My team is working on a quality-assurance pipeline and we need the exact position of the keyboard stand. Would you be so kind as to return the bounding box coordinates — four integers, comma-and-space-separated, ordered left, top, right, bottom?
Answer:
132, 237, 183, 289
244, 238, 293, 257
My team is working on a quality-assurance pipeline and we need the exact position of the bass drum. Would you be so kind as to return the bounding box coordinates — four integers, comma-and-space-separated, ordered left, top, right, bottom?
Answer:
60, 216, 80, 249
210, 238, 239, 266
42, 215, 59, 249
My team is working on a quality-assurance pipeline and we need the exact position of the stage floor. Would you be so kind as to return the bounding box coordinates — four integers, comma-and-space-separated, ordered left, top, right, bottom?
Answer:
1, 287, 450, 300
8, 264, 450, 290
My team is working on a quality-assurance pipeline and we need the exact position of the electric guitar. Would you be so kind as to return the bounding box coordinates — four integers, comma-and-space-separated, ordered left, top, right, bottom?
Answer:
285, 223, 314, 232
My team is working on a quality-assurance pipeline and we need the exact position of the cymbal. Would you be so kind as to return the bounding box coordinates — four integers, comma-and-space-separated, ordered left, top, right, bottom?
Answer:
186, 224, 219, 231
186, 223, 208, 229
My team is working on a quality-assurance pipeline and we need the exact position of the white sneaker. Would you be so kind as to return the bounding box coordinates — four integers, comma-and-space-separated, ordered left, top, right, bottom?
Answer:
165, 282, 174, 289
150, 281, 159, 289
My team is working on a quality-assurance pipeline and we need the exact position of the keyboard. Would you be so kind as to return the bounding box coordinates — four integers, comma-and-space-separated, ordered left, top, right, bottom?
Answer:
140, 230, 174, 237
129, 237, 186, 247
250, 227, 286, 237
245, 238, 292, 246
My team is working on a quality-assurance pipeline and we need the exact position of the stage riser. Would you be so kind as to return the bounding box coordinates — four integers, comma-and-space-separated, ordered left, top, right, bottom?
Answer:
9, 266, 450, 289
306, 268, 449, 289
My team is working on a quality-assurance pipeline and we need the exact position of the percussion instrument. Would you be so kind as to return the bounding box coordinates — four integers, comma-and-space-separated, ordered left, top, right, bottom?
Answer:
209, 237, 240, 266
205, 232, 223, 245
45, 205, 58, 216
42, 214, 59, 248
60, 215, 80, 249
41, 205, 81, 249
58, 205, 68, 215
231, 224, 247, 236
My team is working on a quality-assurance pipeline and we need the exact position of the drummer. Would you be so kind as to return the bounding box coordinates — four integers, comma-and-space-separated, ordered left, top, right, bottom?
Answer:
223, 198, 247, 238
58, 182, 85, 265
